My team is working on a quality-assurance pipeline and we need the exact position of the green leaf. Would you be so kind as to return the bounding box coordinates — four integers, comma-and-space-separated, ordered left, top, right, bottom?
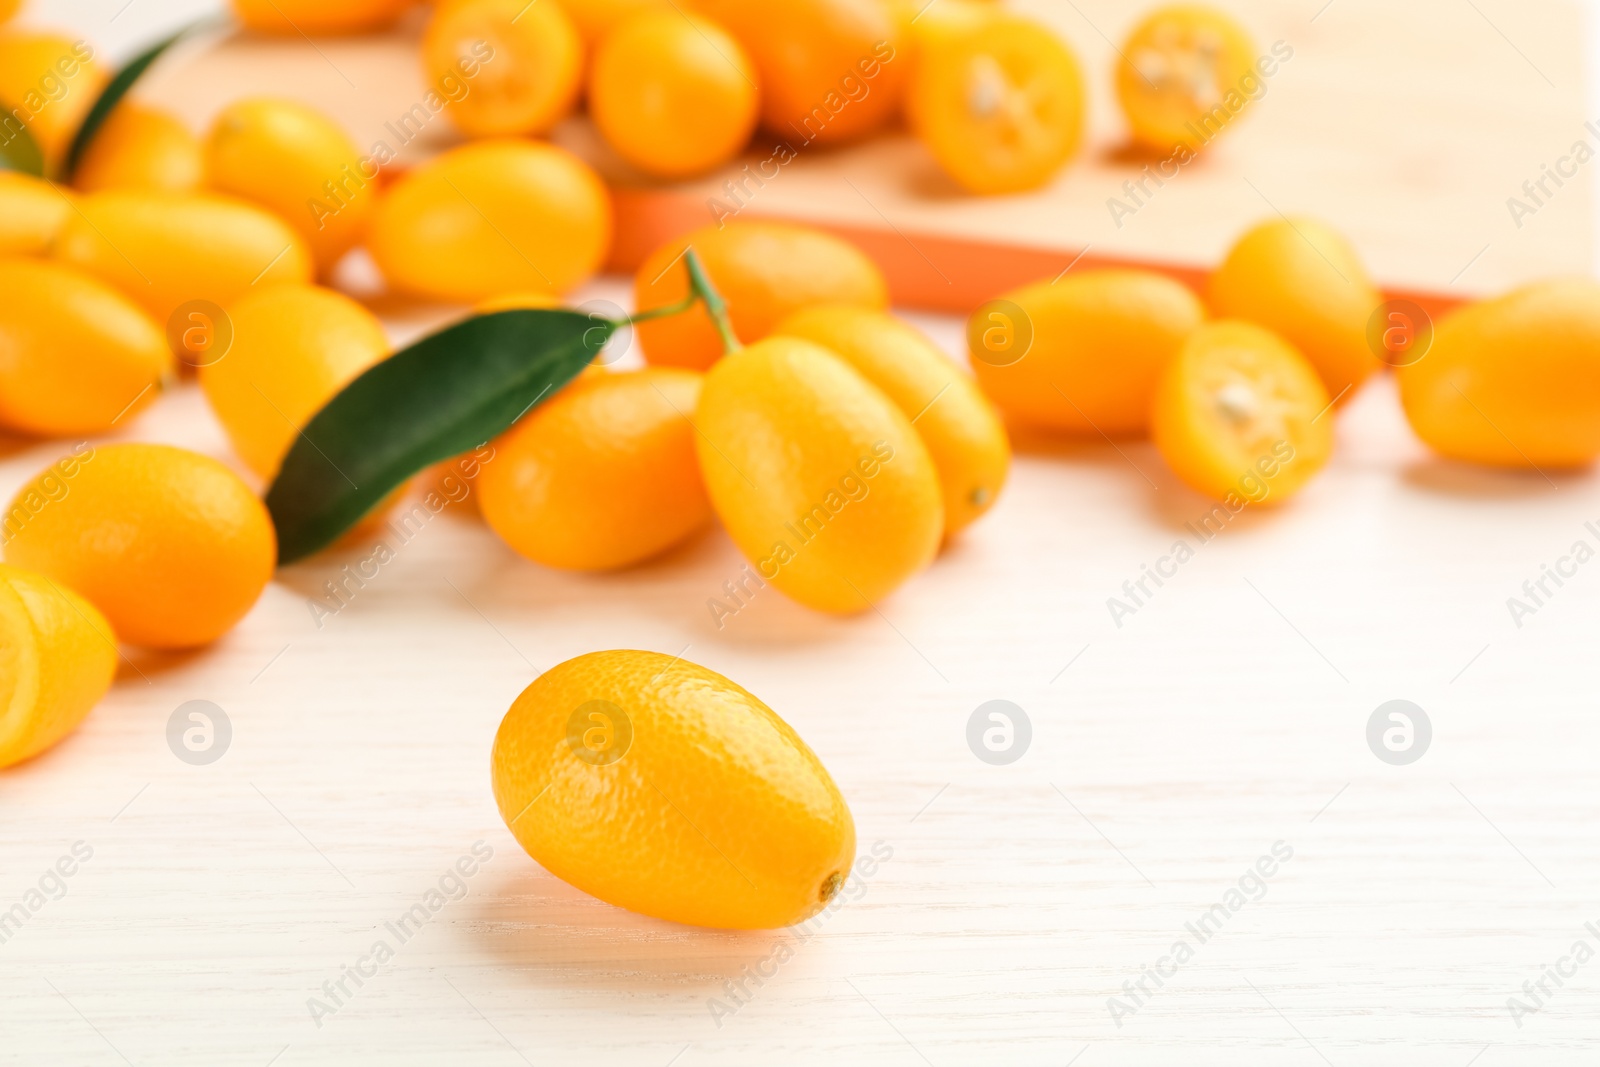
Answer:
0, 122, 45, 177
267, 309, 611, 564
61, 24, 194, 183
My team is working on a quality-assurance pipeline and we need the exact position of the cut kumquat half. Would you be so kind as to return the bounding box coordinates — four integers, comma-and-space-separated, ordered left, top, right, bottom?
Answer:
908, 14, 1085, 195
1116, 3, 1259, 153
1151, 320, 1332, 505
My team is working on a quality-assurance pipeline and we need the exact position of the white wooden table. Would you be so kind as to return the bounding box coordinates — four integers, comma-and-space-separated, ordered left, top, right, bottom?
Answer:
7, 1, 1600, 1064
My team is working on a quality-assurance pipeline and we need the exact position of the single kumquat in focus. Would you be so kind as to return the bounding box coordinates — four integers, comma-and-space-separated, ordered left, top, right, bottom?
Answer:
491, 649, 856, 929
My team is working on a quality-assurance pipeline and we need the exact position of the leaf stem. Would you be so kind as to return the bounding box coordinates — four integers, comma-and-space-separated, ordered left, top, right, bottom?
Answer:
612, 248, 740, 352
623, 292, 699, 325
684, 248, 742, 354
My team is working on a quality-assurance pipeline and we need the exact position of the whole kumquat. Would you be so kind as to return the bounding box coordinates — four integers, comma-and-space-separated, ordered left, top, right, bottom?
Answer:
0, 257, 171, 436
968, 269, 1206, 436
52, 190, 312, 327
492, 649, 856, 929
4, 444, 277, 649
635, 221, 888, 371
205, 98, 374, 274
775, 304, 1009, 537
588, 10, 759, 179
694, 336, 942, 614
199, 284, 390, 479
368, 139, 611, 303
73, 104, 203, 194
478, 369, 713, 571
1206, 217, 1382, 403
1398, 278, 1600, 469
